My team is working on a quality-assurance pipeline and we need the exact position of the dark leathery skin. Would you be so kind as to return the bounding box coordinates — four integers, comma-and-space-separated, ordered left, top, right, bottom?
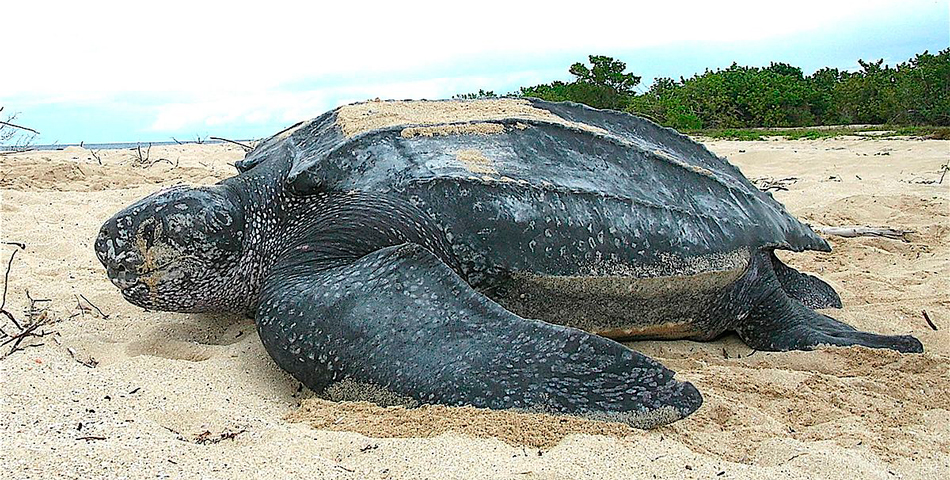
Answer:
95, 98, 924, 431
257, 243, 702, 428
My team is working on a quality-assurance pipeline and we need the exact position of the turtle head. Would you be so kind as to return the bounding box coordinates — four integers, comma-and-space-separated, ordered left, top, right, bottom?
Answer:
95, 185, 245, 312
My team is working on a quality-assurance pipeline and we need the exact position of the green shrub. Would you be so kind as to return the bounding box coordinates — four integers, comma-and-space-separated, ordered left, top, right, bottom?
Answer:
503, 49, 950, 130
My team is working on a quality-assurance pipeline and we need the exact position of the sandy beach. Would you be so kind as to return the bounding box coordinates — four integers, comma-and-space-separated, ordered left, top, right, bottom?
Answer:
1, 136, 947, 479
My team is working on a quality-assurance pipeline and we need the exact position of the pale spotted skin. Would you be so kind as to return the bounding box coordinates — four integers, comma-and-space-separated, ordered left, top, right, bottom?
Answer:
96, 99, 922, 429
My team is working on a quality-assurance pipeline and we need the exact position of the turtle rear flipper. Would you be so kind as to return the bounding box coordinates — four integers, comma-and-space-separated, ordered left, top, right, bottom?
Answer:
736, 253, 923, 353
769, 251, 842, 309
255, 243, 702, 428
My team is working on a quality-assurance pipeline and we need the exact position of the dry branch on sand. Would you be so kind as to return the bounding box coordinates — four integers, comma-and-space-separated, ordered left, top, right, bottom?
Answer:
752, 176, 799, 191
0, 247, 58, 358
0, 245, 101, 365
130, 143, 178, 168
904, 162, 950, 185
815, 226, 913, 241
131, 143, 151, 165
210, 136, 254, 152
89, 149, 103, 165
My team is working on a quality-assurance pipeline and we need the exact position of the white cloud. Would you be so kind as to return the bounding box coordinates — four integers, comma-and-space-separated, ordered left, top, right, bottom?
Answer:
3, 0, 917, 96
147, 73, 540, 132
149, 91, 327, 131
1, 0, 943, 136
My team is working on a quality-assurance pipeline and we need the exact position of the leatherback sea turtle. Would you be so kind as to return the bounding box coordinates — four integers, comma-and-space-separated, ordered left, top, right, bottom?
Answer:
95, 99, 923, 428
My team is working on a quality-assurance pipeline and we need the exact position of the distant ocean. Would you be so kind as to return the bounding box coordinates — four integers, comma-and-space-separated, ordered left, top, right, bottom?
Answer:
0, 139, 253, 151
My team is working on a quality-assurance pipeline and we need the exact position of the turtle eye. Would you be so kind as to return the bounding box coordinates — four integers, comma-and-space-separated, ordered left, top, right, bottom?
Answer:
207, 210, 233, 229
135, 218, 156, 249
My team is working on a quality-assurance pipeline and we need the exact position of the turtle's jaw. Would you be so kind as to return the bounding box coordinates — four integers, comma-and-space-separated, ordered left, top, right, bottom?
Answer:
118, 282, 152, 308
107, 263, 206, 312
112, 268, 166, 310
104, 264, 139, 290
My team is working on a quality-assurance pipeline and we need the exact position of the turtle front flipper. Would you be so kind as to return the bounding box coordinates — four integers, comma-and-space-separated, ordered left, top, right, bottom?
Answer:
255, 243, 702, 428
736, 253, 923, 353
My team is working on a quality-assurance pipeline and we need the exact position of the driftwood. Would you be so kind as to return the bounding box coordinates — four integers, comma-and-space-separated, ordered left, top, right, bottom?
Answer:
815, 226, 912, 241
132, 143, 151, 165
751, 176, 799, 191
0, 148, 35, 156
130, 142, 178, 168
209, 136, 253, 152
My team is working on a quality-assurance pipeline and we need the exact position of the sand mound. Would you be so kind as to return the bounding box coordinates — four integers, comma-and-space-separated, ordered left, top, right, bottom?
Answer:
286, 399, 637, 449
0, 144, 237, 191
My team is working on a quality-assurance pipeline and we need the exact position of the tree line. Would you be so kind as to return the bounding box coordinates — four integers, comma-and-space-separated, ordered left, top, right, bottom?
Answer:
459, 49, 949, 130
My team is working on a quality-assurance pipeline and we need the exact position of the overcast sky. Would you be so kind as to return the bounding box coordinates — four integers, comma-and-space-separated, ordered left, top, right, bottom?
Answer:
2, 0, 947, 144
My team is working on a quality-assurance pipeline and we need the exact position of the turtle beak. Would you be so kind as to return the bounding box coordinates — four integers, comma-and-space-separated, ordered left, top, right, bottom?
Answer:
96, 216, 144, 289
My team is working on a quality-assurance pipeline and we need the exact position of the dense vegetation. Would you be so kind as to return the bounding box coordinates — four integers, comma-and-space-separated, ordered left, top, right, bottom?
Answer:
459, 49, 950, 132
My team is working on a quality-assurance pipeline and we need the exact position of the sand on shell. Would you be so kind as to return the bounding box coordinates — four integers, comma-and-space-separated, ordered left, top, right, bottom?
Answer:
0, 136, 947, 479
336, 98, 609, 137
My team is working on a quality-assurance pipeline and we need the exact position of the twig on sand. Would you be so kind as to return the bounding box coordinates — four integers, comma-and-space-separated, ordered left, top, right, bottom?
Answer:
131, 143, 151, 165
164, 425, 247, 444
0, 251, 58, 358
194, 428, 247, 445
922, 310, 938, 331
751, 176, 799, 191
1, 108, 38, 152
152, 157, 180, 168
78, 294, 109, 319
1, 305, 57, 358
73, 294, 88, 318
0, 148, 35, 156
66, 346, 99, 368
1, 249, 20, 329
210, 136, 253, 152
815, 226, 913, 241
782, 452, 808, 464
130, 142, 178, 168
26, 290, 51, 307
